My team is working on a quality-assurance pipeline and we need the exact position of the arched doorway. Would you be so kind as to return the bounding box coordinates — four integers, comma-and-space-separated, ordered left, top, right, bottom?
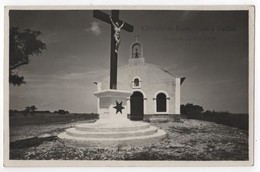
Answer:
156, 93, 167, 112
130, 91, 144, 120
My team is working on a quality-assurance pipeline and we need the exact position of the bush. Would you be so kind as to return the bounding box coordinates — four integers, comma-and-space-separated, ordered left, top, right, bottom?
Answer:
181, 103, 204, 119
181, 103, 248, 130
57, 109, 69, 115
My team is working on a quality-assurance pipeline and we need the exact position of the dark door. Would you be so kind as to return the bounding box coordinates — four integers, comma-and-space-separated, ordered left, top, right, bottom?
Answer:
130, 91, 144, 121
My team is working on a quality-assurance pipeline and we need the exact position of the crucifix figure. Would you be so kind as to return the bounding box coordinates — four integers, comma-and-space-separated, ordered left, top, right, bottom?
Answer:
109, 16, 124, 53
93, 10, 134, 89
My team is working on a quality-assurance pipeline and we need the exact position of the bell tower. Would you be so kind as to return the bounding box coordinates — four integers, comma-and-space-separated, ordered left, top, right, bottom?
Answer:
129, 36, 145, 65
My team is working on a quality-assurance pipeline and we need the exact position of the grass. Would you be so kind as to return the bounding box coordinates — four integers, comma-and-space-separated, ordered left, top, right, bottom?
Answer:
9, 113, 97, 142
10, 112, 97, 128
9, 114, 248, 161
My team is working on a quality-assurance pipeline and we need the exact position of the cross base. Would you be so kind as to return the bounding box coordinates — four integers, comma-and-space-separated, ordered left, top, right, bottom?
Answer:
57, 90, 166, 147
94, 89, 132, 123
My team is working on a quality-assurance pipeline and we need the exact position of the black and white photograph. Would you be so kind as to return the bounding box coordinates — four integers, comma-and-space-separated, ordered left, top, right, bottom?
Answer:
4, 6, 254, 166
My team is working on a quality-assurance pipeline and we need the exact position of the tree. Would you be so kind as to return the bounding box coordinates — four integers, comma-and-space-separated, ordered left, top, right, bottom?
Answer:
57, 109, 69, 115
9, 27, 47, 86
181, 103, 204, 118
23, 106, 31, 116
23, 105, 38, 116
30, 105, 37, 116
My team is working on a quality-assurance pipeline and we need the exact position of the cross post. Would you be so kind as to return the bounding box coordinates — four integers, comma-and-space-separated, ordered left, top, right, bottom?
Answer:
93, 10, 134, 89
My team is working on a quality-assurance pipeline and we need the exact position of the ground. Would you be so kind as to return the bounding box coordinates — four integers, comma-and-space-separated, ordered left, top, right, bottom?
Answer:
9, 115, 248, 160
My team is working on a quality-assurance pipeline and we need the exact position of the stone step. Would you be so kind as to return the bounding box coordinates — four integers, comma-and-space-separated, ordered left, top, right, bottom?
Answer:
58, 128, 166, 147
75, 121, 150, 132
66, 126, 158, 138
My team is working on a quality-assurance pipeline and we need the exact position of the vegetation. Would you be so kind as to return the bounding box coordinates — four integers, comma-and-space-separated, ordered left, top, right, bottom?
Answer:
9, 111, 98, 128
21, 105, 38, 116
10, 109, 51, 115
181, 103, 248, 130
181, 103, 204, 117
54, 109, 70, 115
9, 27, 46, 86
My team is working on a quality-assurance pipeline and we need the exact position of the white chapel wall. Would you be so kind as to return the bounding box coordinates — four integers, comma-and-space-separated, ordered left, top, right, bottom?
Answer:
100, 62, 179, 115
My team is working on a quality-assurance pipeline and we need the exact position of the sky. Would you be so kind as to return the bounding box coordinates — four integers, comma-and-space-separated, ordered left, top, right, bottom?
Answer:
9, 10, 248, 113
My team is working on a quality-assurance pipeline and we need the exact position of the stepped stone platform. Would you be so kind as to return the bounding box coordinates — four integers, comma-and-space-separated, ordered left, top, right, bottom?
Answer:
58, 120, 166, 147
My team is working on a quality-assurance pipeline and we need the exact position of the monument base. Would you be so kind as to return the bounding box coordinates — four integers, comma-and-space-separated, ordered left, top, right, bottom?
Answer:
58, 121, 166, 147
58, 89, 166, 147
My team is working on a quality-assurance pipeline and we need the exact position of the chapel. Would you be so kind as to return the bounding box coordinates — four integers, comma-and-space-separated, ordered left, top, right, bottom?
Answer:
96, 40, 185, 121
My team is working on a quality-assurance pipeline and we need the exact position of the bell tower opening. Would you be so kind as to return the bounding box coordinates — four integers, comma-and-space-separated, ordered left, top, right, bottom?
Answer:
129, 36, 145, 64
132, 44, 141, 58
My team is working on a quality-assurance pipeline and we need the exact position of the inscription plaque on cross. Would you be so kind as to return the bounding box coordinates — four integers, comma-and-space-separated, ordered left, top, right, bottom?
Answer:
93, 10, 134, 90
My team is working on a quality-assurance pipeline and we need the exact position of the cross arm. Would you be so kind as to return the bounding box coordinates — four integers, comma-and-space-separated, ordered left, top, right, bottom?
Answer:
93, 10, 134, 32
120, 22, 134, 32
93, 10, 111, 24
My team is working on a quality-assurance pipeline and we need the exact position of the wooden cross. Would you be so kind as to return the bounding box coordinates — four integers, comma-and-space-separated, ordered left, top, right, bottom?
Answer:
93, 10, 134, 90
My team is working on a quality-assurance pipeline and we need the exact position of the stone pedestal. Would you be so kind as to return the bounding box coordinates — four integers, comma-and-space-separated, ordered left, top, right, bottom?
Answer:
58, 89, 166, 147
94, 89, 132, 123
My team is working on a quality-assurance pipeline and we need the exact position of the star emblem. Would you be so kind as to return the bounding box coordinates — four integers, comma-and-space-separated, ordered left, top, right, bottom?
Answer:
113, 101, 125, 114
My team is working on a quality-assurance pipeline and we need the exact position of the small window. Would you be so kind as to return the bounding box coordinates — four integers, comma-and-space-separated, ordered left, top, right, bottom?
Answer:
132, 77, 141, 88
134, 78, 139, 86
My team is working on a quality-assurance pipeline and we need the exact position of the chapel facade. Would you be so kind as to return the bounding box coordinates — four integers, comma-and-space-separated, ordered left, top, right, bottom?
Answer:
96, 40, 185, 121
